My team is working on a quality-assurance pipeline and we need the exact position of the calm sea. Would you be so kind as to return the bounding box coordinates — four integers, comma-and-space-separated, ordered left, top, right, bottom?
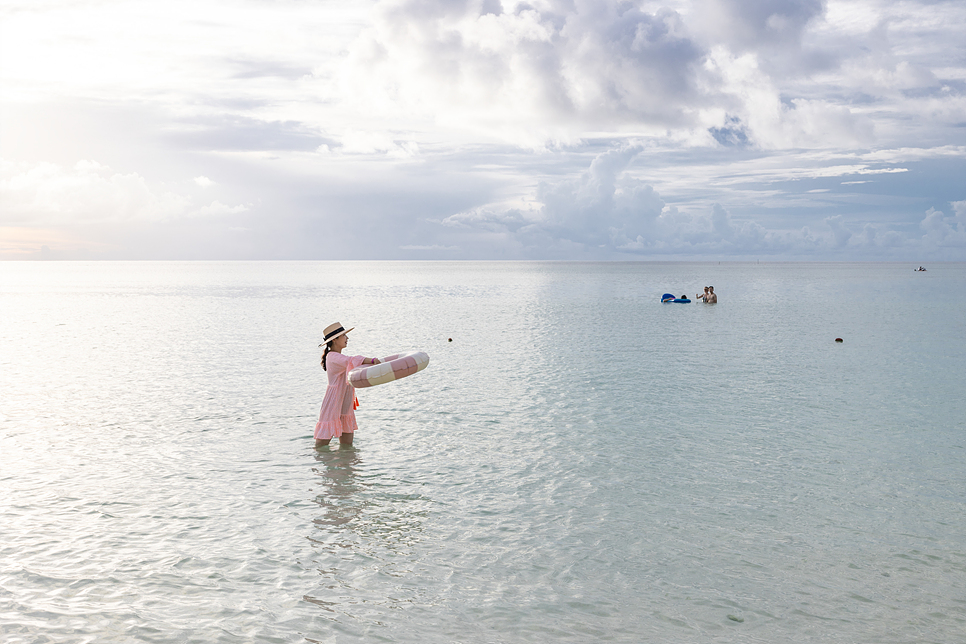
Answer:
1, 261, 964, 643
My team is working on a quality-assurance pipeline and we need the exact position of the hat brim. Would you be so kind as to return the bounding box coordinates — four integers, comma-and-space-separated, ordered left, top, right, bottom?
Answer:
319, 326, 354, 347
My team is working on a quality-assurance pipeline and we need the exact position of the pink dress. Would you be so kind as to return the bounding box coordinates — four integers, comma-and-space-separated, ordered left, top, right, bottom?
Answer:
314, 353, 366, 440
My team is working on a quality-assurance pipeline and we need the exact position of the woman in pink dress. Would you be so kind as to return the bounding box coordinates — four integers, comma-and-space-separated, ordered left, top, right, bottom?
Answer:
315, 322, 381, 448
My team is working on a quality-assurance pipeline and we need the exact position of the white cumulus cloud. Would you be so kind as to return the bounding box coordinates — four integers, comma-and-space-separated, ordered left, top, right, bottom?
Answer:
920, 203, 966, 248
1, 159, 248, 226
196, 200, 248, 217
1, 159, 189, 225
435, 145, 965, 258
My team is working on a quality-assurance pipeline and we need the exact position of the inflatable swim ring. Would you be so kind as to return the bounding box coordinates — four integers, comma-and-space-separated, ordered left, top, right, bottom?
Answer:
348, 351, 430, 388
661, 293, 691, 303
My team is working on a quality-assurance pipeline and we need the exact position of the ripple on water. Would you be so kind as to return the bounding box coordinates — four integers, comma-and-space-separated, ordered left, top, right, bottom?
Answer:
2, 261, 966, 643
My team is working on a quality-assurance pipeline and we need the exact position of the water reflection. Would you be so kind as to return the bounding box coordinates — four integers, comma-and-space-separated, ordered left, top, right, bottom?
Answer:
310, 445, 363, 530
305, 445, 434, 618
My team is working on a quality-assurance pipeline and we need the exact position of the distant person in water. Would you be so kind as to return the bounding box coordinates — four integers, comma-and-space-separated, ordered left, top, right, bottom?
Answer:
696, 286, 709, 302
706, 286, 717, 303
314, 322, 382, 448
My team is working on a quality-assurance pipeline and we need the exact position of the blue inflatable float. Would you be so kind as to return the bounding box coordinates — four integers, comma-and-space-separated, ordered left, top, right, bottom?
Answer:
662, 293, 691, 303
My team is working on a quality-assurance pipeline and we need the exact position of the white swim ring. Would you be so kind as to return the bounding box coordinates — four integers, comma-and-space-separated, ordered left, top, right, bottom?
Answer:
348, 351, 430, 389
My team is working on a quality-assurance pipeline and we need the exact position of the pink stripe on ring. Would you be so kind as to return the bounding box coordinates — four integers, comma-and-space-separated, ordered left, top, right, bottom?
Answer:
348, 351, 429, 389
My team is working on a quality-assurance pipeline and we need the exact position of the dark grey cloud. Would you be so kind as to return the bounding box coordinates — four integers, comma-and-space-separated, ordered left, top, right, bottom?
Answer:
354, 0, 709, 130
697, 0, 825, 50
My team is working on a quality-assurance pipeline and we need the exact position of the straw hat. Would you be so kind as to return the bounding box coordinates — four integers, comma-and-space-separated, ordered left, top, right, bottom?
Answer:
319, 322, 354, 347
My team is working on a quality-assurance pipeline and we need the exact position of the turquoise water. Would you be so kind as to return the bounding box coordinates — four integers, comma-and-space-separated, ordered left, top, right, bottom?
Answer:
1, 261, 964, 643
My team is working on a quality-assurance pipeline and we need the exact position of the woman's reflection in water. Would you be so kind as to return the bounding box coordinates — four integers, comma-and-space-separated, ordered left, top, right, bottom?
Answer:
306, 444, 434, 618
311, 444, 363, 531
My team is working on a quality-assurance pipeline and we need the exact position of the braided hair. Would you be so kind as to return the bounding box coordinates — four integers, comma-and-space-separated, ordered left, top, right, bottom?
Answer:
322, 341, 333, 371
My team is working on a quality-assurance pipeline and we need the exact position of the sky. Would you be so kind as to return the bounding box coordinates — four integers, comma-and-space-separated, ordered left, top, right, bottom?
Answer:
1, 0, 964, 260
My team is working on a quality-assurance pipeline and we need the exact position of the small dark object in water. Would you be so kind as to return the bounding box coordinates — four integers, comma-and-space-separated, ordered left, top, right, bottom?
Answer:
448, 338, 452, 342
835, 338, 843, 343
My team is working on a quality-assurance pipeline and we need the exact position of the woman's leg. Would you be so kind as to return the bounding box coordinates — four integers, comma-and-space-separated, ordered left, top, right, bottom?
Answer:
317, 432, 352, 448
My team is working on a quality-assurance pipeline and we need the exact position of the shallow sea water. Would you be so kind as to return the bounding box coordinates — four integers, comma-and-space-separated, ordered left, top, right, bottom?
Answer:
1, 261, 965, 643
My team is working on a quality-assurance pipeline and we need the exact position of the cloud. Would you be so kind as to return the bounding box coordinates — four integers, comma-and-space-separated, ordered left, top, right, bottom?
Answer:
342, 0, 708, 142
0, 159, 248, 225
537, 146, 666, 247
399, 244, 460, 251
336, 0, 891, 150
701, 48, 876, 149
435, 145, 966, 258
441, 145, 672, 253
863, 146, 966, 163
0, 159, 189, 225
692, 0, 826, 54
920, 203, 966, 248
0, 225, 113, 259
824, 214, 852, 247
1, 0, 964, 260
335, 130, 421, 157
227, 58, 313, 80
196, 200, 248, 217
713, 162, 907, 186
166, 115, 332, 152
439, 146, 738, 255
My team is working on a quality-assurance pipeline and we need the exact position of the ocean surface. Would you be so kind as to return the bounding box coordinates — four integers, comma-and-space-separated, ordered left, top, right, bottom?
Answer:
1, 261, 964, 644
